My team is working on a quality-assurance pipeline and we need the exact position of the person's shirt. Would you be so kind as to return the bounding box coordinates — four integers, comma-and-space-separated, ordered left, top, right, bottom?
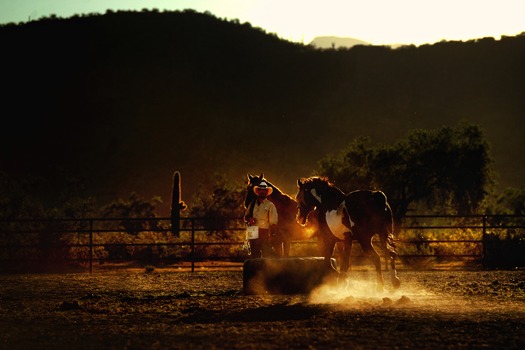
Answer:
252, 199, 278, 229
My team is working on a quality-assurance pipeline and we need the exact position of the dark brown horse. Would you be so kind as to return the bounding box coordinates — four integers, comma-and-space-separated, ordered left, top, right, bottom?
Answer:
296, 176, 400, 289
245, 174, 320, 257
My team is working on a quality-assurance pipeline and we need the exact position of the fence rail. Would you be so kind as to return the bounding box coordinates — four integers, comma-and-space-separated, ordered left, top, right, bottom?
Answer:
0, 214, 524, 272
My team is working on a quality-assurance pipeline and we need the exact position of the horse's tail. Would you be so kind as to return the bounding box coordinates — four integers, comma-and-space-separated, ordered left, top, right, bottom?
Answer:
373, 191, 397, 258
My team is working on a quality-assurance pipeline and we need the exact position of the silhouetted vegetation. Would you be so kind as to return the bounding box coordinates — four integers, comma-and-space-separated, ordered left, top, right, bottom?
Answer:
317, 124, 494, 221
188, 173, 246, 239
1, 10, 524, 212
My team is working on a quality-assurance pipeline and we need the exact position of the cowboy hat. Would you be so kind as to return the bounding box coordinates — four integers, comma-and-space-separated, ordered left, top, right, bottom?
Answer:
253, 181, 273, 196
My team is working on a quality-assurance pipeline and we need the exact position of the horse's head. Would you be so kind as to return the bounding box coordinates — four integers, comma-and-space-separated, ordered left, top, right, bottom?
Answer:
245, 173, 265, 208
295, 177, 327, 225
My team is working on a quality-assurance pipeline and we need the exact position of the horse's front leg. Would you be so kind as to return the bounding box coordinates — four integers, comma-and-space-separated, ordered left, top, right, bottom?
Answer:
336, 238, 352, 273
359, 235, 384, 290
320, 236, 338, 278
323, 239, 336, 269
278, 227, 292, 257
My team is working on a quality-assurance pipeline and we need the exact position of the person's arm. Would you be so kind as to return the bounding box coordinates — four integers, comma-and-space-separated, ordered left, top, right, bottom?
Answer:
244, 200, 256, 225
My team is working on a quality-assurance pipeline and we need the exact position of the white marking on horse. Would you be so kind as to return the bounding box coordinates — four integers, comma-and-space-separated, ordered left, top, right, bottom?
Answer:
346, 209, 356, 227
311, 188, 322, 204
325, 202, 353, 240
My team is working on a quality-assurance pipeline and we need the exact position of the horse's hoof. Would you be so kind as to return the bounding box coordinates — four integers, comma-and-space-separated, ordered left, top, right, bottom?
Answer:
392, 277, 401, 289
337, 272, 349, 285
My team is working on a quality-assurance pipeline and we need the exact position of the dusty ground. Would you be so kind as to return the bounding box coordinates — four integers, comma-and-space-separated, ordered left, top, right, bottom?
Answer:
1, 267, 524, 349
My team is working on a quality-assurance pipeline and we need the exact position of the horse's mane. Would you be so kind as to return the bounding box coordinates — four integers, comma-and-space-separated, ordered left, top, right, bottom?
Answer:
300, 176, 347, 197
264, 178, 296, 202
300, 176, 334, 187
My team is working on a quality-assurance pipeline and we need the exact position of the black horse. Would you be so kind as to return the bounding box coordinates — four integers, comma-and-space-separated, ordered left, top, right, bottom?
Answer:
245, 174, 320, 257
296, 176, 400, 289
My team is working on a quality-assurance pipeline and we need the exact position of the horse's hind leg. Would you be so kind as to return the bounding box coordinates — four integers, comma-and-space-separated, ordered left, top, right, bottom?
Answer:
387, 254, 400, 289
379, 233, 400, 289
271, 240, 283, 257
283, 236, 291, 257
277, 229, 291, 257
358, 234, 384, 290
270, 231, 285, 257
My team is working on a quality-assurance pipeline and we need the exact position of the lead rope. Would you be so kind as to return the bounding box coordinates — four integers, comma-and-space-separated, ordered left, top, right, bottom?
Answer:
242, 199, 256, 255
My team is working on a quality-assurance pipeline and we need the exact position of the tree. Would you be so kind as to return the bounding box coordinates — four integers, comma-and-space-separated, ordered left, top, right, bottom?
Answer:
189, 173, 246, 238
189, 173, 246, 218
317, 136, 375, 191
490, 187, 525, 215
100, 192, 163, 235
0, 171, 99, 266
0, 172, 45, 220
317, 124, 494, 223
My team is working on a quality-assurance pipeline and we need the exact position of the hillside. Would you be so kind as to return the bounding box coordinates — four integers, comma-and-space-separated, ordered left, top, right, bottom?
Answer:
1, 10, 524, 214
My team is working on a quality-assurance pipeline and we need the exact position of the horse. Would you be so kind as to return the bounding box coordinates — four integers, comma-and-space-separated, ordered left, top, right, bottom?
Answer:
245, 174, 320, 257
296, 176, 400, 289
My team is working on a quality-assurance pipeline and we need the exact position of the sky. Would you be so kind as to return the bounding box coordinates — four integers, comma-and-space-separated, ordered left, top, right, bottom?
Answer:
0, 0, 524, 46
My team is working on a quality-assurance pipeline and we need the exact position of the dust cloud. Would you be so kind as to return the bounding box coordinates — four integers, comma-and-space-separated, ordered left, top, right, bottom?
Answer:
308, 270, 488, 314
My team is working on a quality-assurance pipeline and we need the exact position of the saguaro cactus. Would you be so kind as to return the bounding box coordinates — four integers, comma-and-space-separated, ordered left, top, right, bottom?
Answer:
171, 171, 187, 237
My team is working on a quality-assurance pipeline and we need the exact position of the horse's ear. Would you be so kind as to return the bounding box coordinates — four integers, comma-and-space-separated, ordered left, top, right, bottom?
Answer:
259, 173, 264, 179
247, 174, 254, 182
297, 178, 303, 187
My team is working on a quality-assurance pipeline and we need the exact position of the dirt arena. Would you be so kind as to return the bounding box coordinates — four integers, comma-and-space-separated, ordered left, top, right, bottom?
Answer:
1, 267, 524, 349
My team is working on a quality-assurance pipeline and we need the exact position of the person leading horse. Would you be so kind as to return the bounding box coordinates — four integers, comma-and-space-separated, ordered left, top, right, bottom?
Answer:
244, 181, 278, 258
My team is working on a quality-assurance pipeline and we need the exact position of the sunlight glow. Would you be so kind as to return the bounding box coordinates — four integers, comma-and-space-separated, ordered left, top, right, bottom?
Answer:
238, 0, 525, 45
1, 0, 524, 46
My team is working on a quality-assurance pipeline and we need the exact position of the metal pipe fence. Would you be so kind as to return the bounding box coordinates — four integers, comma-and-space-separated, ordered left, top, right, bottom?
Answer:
0, 214, 524, 272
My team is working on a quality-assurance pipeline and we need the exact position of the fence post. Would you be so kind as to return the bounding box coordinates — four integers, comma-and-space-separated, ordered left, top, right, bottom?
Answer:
482, 215, 487, 269
89, 219, 93, 274
191, 218, 195, 273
